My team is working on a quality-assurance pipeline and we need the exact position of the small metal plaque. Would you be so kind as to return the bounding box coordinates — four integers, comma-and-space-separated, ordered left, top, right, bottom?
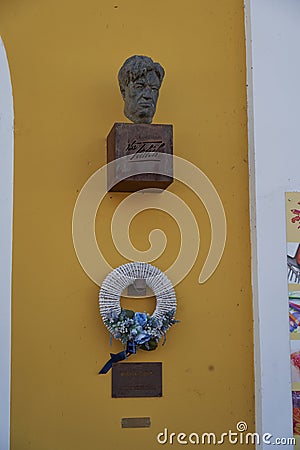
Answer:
121, 417, 151, 428
112, 362, 162, 398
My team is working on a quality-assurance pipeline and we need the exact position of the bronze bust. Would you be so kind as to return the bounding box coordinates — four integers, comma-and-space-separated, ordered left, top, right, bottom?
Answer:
118, 55, 165, 124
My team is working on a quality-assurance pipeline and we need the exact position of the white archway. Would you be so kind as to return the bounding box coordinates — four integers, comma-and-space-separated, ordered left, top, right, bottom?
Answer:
0, 36, 14, 450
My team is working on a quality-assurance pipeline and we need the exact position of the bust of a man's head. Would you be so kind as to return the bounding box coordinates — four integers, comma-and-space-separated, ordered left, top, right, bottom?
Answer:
118, 55, 165, 124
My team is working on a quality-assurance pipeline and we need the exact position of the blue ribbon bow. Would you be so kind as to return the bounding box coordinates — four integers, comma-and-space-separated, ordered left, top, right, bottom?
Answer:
98, 341, 137, 374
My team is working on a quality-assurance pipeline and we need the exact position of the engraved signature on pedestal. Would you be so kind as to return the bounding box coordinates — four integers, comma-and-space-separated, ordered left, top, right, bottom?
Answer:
125, 139, 165, 162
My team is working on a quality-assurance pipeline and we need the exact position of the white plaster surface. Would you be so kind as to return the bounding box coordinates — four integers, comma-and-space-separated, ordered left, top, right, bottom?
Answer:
0, 36, 14, 450
246, 0, 300, 447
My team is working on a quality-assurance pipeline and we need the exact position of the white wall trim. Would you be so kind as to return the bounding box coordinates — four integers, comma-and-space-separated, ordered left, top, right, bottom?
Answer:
244, 0, 263, 442
0, 36, 14, 450
244, 1, 300, 448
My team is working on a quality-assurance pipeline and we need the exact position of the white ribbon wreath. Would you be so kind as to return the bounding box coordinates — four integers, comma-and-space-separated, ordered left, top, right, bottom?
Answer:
99, 261, 176, 329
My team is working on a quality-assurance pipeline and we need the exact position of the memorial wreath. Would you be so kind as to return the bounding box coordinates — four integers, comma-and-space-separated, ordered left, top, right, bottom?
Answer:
98, 262, 178, 374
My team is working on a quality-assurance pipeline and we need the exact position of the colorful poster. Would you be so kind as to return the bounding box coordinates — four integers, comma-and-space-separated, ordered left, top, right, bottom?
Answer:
292, 392, 300, 435
286, 193, 300, 446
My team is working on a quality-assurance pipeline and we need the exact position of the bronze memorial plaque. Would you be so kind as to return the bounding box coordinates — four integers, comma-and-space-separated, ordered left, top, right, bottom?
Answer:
112, 362, 162, 398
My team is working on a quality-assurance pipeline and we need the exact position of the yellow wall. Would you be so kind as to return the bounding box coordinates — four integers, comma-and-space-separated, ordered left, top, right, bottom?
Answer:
0, 0, 254, 448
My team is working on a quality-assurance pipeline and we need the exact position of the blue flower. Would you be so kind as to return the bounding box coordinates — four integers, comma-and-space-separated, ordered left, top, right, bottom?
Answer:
134, 312, 147, 327
135, 333, 151, 345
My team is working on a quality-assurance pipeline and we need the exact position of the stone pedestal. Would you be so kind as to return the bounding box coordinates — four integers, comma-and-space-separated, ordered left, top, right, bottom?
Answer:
107, 122, 173, 192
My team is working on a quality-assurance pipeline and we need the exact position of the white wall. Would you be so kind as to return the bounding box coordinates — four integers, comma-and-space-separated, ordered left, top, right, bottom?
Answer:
0, 37, 14, 450
246, 0, 300, 447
